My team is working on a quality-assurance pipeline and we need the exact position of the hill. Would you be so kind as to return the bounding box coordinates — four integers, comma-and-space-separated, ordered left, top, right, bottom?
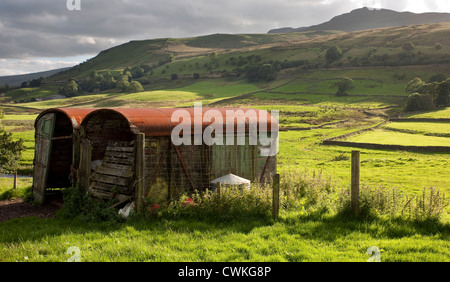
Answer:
3, 21, 450, 110
0, 67, 71, 87
268, 7, 450, 33
48, 21, 450, 84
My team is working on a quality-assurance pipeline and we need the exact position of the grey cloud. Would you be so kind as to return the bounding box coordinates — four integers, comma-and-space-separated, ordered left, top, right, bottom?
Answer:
0, 0, 447, 61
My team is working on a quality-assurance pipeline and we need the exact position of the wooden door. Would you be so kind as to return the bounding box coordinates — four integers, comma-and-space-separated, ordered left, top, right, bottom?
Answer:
32, 113, 55, 204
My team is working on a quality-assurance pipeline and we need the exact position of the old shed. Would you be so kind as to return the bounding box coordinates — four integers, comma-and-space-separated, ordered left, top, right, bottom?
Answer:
78, 107, 278, 210
32, 108, 94, 203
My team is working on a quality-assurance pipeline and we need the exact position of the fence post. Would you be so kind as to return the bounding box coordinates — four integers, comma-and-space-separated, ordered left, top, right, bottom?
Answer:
136, 133, 145, 214
217, 184, 222, 215
273, 174, 280, 218
351, 151, 360, 217
13, 171, 17, 190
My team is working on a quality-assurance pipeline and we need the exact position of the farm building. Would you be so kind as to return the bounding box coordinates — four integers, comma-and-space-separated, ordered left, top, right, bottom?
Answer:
32, 108, 95, 204
77, 107, 278, 211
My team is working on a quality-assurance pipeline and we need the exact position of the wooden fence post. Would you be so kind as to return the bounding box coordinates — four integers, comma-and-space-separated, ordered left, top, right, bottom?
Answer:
217, 184, 222, 215
273, 174, 280, 218
351, 151, 360, 217
136, 133, 145, 214
13, 171, 17, 190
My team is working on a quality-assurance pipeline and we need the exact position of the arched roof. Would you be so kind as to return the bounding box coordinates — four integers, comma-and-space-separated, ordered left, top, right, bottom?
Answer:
35, 108, 96, 129
81, 108, 278, 137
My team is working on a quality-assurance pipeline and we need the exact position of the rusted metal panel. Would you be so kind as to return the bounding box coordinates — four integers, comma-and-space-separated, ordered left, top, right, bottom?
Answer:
34, 108, 95, 130
81, 108, 278, 137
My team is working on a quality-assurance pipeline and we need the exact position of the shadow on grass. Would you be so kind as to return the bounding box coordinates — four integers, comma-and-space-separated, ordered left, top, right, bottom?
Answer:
280, 209, 450, 242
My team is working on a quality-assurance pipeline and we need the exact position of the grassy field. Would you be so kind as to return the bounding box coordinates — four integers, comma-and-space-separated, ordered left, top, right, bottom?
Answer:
0, 214, 448, 262
1, 22, 450, 261
384, 121, 450, 134
346, 130, 450, 146
1, 99, 449, 263
405, 107, 450, 119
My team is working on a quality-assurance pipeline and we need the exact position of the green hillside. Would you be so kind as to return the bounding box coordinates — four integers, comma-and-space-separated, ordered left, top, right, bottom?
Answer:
2, 22, 450, 111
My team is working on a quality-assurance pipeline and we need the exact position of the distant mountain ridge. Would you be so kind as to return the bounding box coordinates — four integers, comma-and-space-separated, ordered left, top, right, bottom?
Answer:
269, 7, 450, 33
0, 67, 71, 87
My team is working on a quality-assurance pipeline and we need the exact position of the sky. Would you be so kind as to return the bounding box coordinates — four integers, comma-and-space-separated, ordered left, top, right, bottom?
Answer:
1, 0, 450, 76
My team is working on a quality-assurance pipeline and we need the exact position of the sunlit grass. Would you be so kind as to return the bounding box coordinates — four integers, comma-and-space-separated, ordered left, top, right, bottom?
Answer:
346, 130, 450, 147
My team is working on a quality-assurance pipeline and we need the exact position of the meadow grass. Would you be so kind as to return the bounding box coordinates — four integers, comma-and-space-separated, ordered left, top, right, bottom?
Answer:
1, 79, 449, 262
0, 206, 448, 262
277, 128, 450, 196
346, 129, 450, 147
119, 90, 199, 102
405, 107, 450, 119
383, 121, 450, 136
0, 178, 32, 200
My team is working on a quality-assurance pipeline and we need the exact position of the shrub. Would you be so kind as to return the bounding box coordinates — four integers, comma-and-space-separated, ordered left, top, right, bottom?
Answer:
127, 81, 144, 93
57, 184, 122, 223
334, 77, 354, 96
325, 46, 343, 64
402, 42, 415, 51
405, 93, 434, 112
146, 184, 272, 221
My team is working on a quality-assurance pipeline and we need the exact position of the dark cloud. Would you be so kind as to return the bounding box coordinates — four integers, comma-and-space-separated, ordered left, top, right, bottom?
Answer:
0, 0, 448, 75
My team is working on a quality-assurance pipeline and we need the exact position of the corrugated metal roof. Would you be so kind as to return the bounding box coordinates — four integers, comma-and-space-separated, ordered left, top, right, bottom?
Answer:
82, 108, 278, 137
35, 108, 96, 129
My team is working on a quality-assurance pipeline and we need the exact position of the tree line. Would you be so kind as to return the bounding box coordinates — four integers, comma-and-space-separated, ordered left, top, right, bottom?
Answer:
59, 66, 150, 97
405, 75, 450, 111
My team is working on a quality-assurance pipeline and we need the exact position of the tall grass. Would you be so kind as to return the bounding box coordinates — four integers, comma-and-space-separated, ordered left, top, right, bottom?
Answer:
279, 169, 449, 222
57, 168, 448, 224
145, 184, 273, 221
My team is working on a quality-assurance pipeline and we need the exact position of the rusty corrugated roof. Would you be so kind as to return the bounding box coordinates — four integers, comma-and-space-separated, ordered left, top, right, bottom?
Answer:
82, 108, 278, 136
35, 108, 96, 129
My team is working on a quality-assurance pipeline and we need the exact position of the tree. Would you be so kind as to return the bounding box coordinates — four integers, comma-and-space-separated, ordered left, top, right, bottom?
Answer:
116, 75, 130, 92
0, 83, 10, 93
171, 73, 178, 80
131, 66, 145, 79
246, 64, 277, 82
127, 81, 144, 93
29, 77, 43, 87
335, 77, 354, 96
326, 46, 343, 64
60, 80, 79, 97
193, 73, 200, 79
405, 93, 434, 112
404, 77, 449, 110
402, 42, 415, 52
406, 78, 426, 94
0, 113, 25, 175
435, 78, 450, 107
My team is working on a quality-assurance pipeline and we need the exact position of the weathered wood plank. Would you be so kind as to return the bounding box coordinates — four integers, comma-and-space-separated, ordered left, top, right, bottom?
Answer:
89, 188, 113, 199
106, 146, 135, 153
101, 162, 134, 171
92, 174, 131, 187
91, 181, 132, 194
95, 166, 133, 178
135, 133, 145, 213
103, 155, 135, 164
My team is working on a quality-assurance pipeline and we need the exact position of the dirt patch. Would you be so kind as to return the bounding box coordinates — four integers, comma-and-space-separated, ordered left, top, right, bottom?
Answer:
0, 198, 62, 223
